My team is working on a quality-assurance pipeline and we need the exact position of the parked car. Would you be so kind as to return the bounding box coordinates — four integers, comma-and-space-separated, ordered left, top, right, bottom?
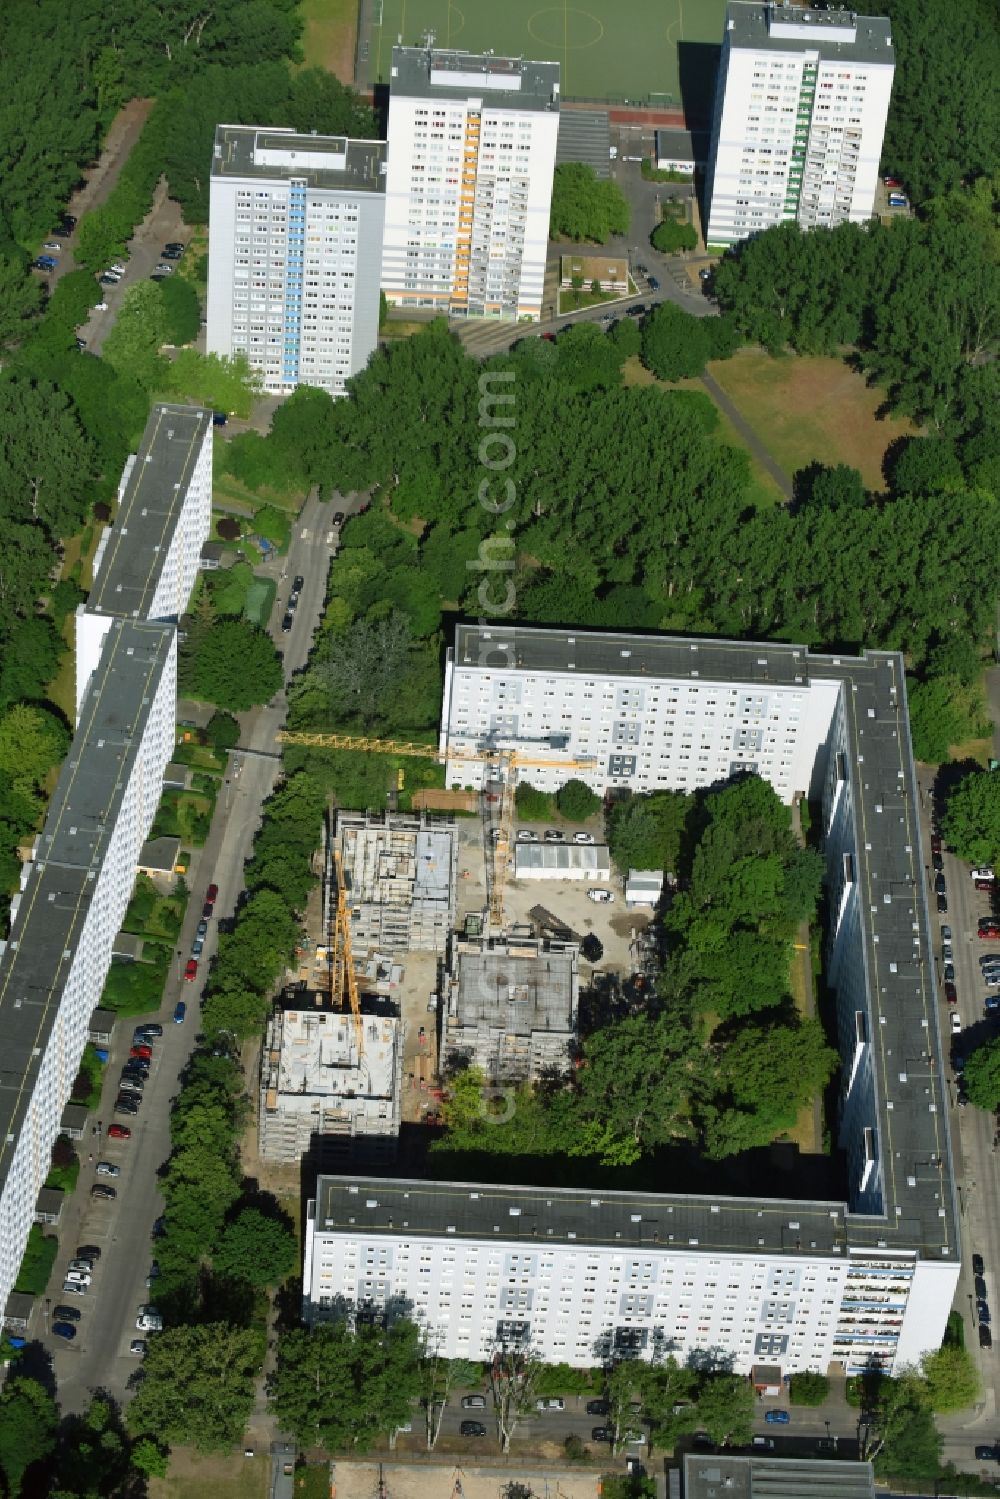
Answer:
136, 1023, 163, 1038
135, 1307, 163, 1332
114, 1099, 139, 1117
95, 1162, 120, 1177
293, 574, 304, 593
516, 830, 538, 842
543, 829, 565, 842
68, 1260, 95, 1273
937, 894, 948, 914
184, 958, 198, 981
90, 1185, 116, 1201
461, 1395, 486, 1409
976, 1275, 989, 1299
76, 1246, 101, 1261
975, 879, 996, 892
196, 918, 209, 939
764, 1410, 790, 1425
951, 1012, 963, 1035
934, 873, 947, 895
164, 242, 184, 254
536, 1398, 565, 1411
627, 304, 647, 317
973, 867, 996, 881
61, 1282, 87, 1297
586, 1400, 609, 1416
974, 1253, 986, 1276
943, 942, 953, 960
173, 1000, 187, 1024
460, 1422, 487, 1437
129, 1339, 148, 1355
985, 997, 1000, 1015
587, 888, 614, 903
591, 1427, 613, 1442
41, 242, 62, 253
332, 511, 345, 526
52, 1322, 77, 1340
945, 982, 958, 1004
574, 832, 596, 844
212, 411, 227, 426
35, 256, 56, 271
191, 938, 204, 957
980, 926, 1000, 940
980, 1325, 993, 1349
647, 275, 660, 290
281, 611, 294, 633
64, 1272, 91, 1286
975, 1445, 1000, 1462
205, 883, 219, 906
153, 263, 174, 275
202, 901, 214, 919
107, 1124, 131, 1140
52, 1305, 82, 1322
130, 1044, 153, 1059
943, 963, 955, 982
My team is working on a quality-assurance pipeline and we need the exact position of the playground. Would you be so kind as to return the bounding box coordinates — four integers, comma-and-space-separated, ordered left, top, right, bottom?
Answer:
357, 0, 725, 106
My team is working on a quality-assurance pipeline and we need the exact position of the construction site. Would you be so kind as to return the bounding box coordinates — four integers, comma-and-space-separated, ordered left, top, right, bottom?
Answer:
259, 733, 650, 1166
439, 935, 579, 1082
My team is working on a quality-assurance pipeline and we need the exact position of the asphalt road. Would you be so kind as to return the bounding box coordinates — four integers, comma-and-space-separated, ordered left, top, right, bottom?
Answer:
49, 495, 335, 1415
79, 178, 190, 358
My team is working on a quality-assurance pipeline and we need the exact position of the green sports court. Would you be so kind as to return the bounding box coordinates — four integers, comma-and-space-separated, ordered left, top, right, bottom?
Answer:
357, 0, 727, 108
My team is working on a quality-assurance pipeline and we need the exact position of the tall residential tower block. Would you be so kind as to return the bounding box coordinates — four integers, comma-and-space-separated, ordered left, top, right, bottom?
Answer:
382, 47, 560, 321
207, 125, 387, 397
705, 3, 894, 247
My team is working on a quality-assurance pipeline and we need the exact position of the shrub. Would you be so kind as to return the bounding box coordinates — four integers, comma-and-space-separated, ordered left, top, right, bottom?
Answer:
789, 1371, 830, 1406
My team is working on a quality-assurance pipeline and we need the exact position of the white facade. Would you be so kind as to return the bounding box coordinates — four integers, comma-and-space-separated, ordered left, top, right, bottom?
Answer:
207, 125, 386, 397
0, 622, 176, 1315
76, 404, 213, 717
382, 48, 560, 322
441, 626, 841, 803
304, 1177, 958, 1375
705, 3, 894, 247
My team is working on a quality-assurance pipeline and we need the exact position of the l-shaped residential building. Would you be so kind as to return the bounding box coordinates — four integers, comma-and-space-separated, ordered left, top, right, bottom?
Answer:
303, 622, 958, 1378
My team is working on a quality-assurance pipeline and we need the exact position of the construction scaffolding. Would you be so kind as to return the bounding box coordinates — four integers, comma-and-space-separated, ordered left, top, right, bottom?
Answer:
439, 935, 579, 1082
259, 1005, 403, 1165
338, 811, 458, 956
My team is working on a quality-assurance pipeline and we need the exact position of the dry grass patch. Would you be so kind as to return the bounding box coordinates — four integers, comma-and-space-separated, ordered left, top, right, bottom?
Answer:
297, 0, 358, 77
150, 1448, 269, 1499
706, 349, 920, 490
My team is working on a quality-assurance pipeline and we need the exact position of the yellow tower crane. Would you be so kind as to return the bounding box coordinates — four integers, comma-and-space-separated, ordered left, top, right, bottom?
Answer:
278, 731, 596, 930
330, 845, 364, 1052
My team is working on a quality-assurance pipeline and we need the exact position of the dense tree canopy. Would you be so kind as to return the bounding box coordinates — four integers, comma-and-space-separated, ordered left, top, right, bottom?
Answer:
269, 1320, 423, 1451
550, 164, 630, 242
942, 769, 1000, 867
180, 617, 283, 712
126, 1323, 263, 1452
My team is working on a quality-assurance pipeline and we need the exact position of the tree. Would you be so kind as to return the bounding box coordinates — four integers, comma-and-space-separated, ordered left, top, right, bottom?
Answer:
418, 1350, 483, 1449
789, 1371, 830, 1406
102, 281, 168, 388
607, 791, 691, 874
0, 375, 96, 541
921, 1342, 980, 1413
269, 1320, 422, 1450
205, 710, 241, 750
638, 1357, 699, 1453
891, 436, 964, 496
287, 67, 377, 138
213, 1207, 297, 1287
129, 1438, 169, 1478
942, 769, 1000, 866
0, 1376, 58, 1497
550, 164, 630, 242
0, 703, 69, 804
695, 1373, 754, 1448
127, 1323, 263, 1452
0, 254, 43, 345
315, 611, 422, 727
704, 1016, 837, 1158
651, 219, 697, 254
572, 1012, 702, 1165
556, 778, 600, 822
167, 350, 262, 417
490, 1344, 542, 1453
963, 1035, 1000, 1111
181, 618, 283, 711
159, 275, 202, 346
641, 303, 710, 381
907, 675, 988, 763
858, 1372, 942, 1482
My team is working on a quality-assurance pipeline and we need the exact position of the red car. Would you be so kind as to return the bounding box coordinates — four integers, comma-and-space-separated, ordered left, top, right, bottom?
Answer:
931, 834, 942, 855
184, 958, 198, 982
205, 883, 219, 906
107, 1124, 131, 1140
130, 1044, 153, 1060
945, 982, 957, 1004
980, 927, 1000, 940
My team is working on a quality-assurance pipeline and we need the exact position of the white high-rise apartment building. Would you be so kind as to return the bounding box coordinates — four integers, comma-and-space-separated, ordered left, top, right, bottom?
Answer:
0, 621, 176, 1318
76, 404, 213, 717
382, 47, 560, 321
207, 125, 387, 397
705, 3, 894, 247
301, 623, 959, 1377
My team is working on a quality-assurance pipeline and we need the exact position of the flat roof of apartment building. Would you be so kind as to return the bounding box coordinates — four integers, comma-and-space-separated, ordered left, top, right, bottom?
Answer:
442, 625, 958, 1263
212, 125, 387, 193
0, 621, 174, 1207
727, 2, 894, 66
89, 405, 211, 620
682, 1453, 875, 1499
390, 46, 560, 111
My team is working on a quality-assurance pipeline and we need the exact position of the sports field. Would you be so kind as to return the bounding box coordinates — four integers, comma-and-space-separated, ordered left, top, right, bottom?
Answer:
358, 0, 726, 105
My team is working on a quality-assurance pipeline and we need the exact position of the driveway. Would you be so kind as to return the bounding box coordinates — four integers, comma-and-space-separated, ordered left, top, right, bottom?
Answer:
46, 494, 335, 1415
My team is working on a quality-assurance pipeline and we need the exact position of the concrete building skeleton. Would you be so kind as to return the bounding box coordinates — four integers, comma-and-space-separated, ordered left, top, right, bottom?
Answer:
259, 1004, 403, 1166
337, 812, 458, 958
303, 622, 960, 1378
440, 935, 579, 1082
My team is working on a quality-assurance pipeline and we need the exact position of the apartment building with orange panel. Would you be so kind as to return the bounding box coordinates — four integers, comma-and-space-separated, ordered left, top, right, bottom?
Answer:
382, 46, 560, 322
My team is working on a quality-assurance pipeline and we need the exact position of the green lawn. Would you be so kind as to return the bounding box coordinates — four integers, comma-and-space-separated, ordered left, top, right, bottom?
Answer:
706, 349, 920, 492
297, 0, 359, 77
362, 0, 725, 106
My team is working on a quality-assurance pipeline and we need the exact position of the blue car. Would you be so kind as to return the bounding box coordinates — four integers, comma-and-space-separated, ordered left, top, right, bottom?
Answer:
764, 1410, 790, 1425
173, 1000, 186, 1024
35, 256, 56, 270
52, 1322, 77, 1340
986, 996, 1000, 1014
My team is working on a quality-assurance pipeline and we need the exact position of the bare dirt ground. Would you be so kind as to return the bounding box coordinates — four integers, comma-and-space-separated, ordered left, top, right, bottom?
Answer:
332, 1461, 603, 1499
